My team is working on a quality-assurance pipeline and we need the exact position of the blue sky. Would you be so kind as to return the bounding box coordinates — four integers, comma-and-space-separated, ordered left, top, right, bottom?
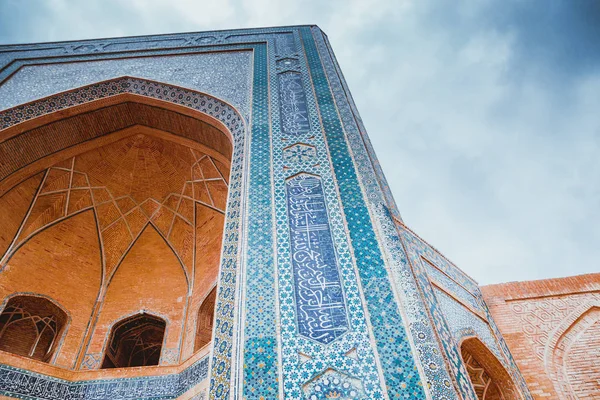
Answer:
1, 0, 599, 285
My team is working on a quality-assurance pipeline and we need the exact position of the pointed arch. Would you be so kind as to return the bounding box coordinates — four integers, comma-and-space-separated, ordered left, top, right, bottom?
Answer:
0, 210, 102, 367
544, 301, 600, 398
0, 77, 244, 381
0, 293, 70, 363
194, 286, 217, 352
459, 336, 521, 400
89, 225, 188, 365
101, 312, 167, 368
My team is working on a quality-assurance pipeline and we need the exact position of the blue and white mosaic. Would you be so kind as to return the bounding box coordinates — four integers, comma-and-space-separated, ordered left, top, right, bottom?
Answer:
0, 51, 253, 117
286, 174, 349, 344
0, 356, 209, 400
278, 71, 310, 135
433, 288, 504, 362
283, 143, 317, 165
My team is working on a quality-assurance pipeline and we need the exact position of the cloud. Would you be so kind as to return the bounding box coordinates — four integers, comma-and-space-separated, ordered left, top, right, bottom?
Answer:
0, 0, 599, 284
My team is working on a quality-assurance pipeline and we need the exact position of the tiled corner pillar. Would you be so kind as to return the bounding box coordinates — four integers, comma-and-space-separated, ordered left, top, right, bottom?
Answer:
234, 25, 463, 399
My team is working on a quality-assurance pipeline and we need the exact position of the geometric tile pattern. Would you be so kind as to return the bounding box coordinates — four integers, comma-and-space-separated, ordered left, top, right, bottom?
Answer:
303, 369, 366, 399
270, 30, 385, 400
239, 43, 279, 400
283, 143, 317, 165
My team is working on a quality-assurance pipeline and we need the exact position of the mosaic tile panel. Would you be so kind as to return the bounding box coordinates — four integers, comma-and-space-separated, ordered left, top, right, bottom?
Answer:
424, 261, 483, 314
303, 369, 365, 400
286, 174, 349, 344
278, 71, 310, 135
434, 288, 504, 361
283, 143, 317, 165
239, 42, 280, 399
271, 30, 385, 400
0, 356, 208, 400
0, 51, 253, 117
300, 26, 426, 399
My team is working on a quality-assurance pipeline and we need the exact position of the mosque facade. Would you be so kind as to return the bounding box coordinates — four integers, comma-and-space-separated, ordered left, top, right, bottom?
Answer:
0, 25, 595, 400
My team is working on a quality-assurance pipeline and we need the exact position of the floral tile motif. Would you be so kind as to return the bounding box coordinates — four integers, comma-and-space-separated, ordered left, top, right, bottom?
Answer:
283, 143, 317, 165
303, 369, 365, 400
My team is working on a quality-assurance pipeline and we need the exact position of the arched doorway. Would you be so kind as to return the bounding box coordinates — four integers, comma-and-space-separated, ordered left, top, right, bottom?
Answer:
0, 295, 68, 362
460, 337, 520, 400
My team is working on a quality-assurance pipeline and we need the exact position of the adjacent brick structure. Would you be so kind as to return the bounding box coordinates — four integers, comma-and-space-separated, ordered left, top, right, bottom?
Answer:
482, 273, 600, 399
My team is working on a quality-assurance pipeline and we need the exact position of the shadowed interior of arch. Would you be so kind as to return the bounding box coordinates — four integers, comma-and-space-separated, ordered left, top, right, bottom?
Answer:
460, 337, 520, 400
0, 91, 233, 370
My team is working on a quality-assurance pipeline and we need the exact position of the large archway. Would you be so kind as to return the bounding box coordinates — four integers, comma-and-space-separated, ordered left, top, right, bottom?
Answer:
460, 337, 521, 400
0, 78, 245, 372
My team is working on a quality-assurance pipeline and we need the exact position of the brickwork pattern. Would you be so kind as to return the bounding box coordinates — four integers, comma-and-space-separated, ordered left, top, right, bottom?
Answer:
482, 273, 600, 399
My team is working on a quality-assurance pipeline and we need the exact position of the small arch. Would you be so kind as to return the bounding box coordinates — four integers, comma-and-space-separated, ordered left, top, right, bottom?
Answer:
101, 313, 166, 368
460, 336, 521, 400
0, 294, 68, 363
194, 286, 217, 351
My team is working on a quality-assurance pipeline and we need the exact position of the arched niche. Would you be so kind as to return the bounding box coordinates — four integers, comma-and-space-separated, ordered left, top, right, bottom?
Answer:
0, 77, 244, 372
460, 336, 521, 400
195, 287, 217, 352
0, 295, 68, 363
102, 313, 166, 369
545, 303, 600, 398
0, 210, 101, 367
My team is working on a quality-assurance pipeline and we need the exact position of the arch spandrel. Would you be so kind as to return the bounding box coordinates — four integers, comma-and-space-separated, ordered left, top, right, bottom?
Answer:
0, 210, 102, 368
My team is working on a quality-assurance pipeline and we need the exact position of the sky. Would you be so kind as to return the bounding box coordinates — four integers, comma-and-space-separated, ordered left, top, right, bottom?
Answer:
1, 0, 599, 285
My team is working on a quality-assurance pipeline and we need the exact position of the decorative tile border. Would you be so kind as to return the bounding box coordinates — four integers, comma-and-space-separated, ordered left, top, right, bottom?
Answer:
0, 356, 208, 400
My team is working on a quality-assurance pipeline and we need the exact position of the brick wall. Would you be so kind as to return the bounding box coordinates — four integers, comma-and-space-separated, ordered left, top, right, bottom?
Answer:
481, 273, 600, 399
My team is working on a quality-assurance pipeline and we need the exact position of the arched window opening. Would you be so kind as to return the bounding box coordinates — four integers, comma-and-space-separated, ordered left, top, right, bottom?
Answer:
0, 295, 67, 362
460, 337, 520, 400
102, 314, 166, 369
195, 287, 217, 351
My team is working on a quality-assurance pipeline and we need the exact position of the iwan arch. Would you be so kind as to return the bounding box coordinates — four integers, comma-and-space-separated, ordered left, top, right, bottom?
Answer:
0, 25, 595, 400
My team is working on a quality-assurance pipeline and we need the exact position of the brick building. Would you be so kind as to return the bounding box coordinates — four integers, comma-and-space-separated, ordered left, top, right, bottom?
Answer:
0, 26, 595, 399
483, 273, 600, 398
